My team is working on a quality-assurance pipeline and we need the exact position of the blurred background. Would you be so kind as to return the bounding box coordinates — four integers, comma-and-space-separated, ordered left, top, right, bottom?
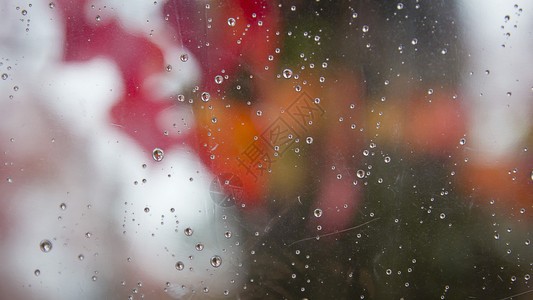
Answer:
0, 0, 532, 299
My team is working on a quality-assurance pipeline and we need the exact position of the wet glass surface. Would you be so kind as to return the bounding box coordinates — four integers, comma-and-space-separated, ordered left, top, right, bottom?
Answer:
1, 0, 532, 299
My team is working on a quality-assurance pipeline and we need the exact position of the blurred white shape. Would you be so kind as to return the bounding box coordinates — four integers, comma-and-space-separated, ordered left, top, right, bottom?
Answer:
460, 0, 533, 162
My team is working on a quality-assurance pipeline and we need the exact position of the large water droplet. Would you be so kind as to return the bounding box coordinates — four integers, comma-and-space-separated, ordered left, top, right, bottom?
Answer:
40, 240, 52, 253
210, 255, 222, 268
201, 92, 210, 102
152, 148, 164, 162
282, 69, 293, 79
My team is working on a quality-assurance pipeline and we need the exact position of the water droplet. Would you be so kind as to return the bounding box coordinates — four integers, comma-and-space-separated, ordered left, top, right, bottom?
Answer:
306, 137, 313, 144
1, 73, 8, 80
144, 207, 150, 213
85, 232, 92, 238
227, 18, 236, 27
314, 208, 323, 218
78, 254, 84, 261
180, 54, 189, 62
282, 69, 293, 79
95, 15, 101, 22
356, 170, 365, 179
40, 240, 52, 253
428, 89, 434, 95
214, 75, 223, 84
195, 243, 204, 251
49, 2, 55, 8
152, 148, 164, 161
439, 213, 446, 219
525, 274, 531, 280
397, 3, 404, 10
177, 94, 185, 102
485, 70, 490, 75
494, 233, 500, 240
384, 156, 391, 163
411, 38, 418, 45
184, 227, 193, 236
504, 15, 510, 21
166, 64, 172, 72
59, 203, 66, 210
441, 48, 447, 55
92, 275, 97, 281
291, 5, 296, 11
362, 25, 369, 33
210, 255, 222, 267
201, 92, 210, 102
459, 138, 466, 146
386, 269, 392, 275
224, 231, 232, 238
175, 261, 184, 271
211, 117, 217, 124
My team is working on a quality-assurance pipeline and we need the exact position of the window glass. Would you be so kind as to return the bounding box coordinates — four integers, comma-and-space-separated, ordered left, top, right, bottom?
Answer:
1, 0, 532, 299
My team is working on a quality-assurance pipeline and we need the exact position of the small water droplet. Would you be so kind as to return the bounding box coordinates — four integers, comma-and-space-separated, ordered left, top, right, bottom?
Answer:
40, 240, 52, 253
180, 54, 189, 62
144, 207, 150, 213
59, 203, 67, 210
152, 148, 164, 161
1, 73, 8, 80
440, 213, 446, 219
386, 269, 392, 275
85, 232, 92, 238
227, 18, 236, 27
362, 25, 369, 33
34, 269, 40, 276
214, 75, 223, 84
49, 2, 55, 8
384, 156, 391, 163
306, 137, 313, 144
459, 138, 466, 146
210, 255, 222, 267
95, 15, 101, 22
184, 227, 193, 236
224, 231, 232, 238
201, 92, 210, 102
411, 38, 418, 45
356, 170, 365, 179
428, 89, 434, 95
397, 3, 404, 10
166, 64, 172, 72
314, 208, 323, 218
177, 94, 185, 102
78, 254, 84, 261
175, 261, 184, 271
256, 110, 262, 116
195, 243, 204, 251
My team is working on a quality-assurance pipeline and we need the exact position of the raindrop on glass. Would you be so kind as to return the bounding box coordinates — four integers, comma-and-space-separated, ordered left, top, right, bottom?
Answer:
362, 25, 369, 33
184, 227, 193, 236
282, 69, 293, 79
180, 54, 189, 62
175, 261, 184, 271
459, 138, 466, 146
214, 75, 223, 84
201, 92, 210, 102
166, 64, 172, 72
59, 203, 67, 210
227, 18, 236, 27
306, 137, 313, 144
40, 240, 52, 253
314, 208, 323, 218
1, 73, 8, 80
210, 255, 222, 268
152, 148, 164, 162
356, 170, 365, 179
195, 243, 204, 251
